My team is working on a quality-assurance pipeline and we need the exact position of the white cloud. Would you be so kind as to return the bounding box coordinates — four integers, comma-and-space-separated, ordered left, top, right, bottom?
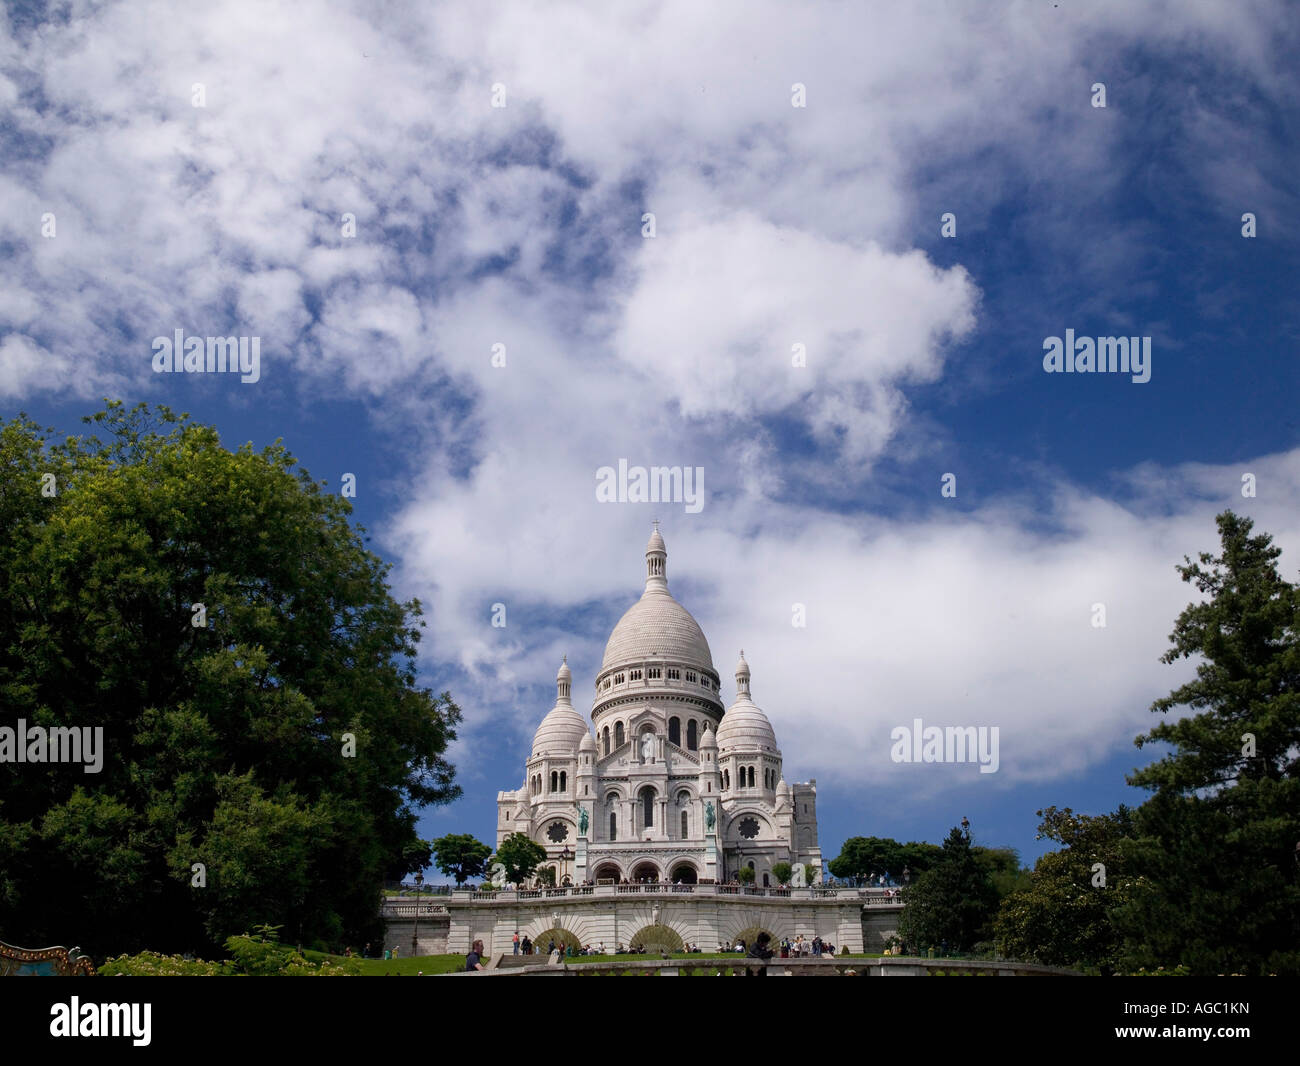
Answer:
392, 446, 1300, 800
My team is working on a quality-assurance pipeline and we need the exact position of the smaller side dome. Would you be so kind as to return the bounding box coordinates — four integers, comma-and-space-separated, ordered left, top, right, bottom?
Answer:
716, 656, 778, 754
579, 731, 596, 752
532, 704, 588, 757
699, 722, 718, 749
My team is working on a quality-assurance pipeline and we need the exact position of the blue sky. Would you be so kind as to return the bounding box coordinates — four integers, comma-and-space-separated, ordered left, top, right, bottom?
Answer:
2, 0, 1298, 874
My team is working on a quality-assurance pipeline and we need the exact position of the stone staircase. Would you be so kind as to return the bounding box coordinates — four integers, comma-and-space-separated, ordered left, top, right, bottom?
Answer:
494, 954, 552, 970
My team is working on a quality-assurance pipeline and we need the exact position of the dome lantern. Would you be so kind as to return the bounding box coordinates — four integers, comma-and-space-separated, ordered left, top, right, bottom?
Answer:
645, 520, 667, 589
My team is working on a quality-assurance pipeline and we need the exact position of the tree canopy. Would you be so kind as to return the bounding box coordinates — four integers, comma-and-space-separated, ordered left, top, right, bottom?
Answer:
897, 825, 1000, 952
1120, 512, 1300, 975
827, 836, 942, 883
993, 806, 1136, 973
493, 832, 546, 885
431, 833, 492, 886
993, 512, 1300, 975
0, 403, 462, 956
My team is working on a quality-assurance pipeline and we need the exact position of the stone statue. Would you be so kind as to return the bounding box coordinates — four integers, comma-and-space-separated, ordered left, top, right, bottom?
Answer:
705, 801, 715, 831
652, 904, 660, 925
641, 732, 655, 762
578, 806, 589, 835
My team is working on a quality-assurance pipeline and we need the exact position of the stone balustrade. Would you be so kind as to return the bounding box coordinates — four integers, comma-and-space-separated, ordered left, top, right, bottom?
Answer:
382, 884, 902, 910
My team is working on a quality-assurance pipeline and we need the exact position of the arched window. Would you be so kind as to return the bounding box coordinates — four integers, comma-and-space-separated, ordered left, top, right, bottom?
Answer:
681, 809, 689, 837
550, 771, 557, 792
668, 717, 681, 746
723, 769, 730, 789
687, 719, 698, 750
615, 722, 625, 748
609, 812, 617, 841
641, 786, 655, 828
749, 766, 756, 788
602, 727, 610, 755
559, 770, 567, 792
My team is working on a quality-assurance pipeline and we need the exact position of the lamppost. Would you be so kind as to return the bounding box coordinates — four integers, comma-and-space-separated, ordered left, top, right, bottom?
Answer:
559, 845, 573, 887
411, 870, 424, 954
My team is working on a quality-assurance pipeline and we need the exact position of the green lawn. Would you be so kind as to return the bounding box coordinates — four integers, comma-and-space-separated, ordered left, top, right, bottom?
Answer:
336, 954, 465, 975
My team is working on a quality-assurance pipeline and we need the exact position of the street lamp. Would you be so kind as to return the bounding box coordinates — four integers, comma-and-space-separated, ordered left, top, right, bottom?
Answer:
411, 870, 424, 953
559, 846, 573, 887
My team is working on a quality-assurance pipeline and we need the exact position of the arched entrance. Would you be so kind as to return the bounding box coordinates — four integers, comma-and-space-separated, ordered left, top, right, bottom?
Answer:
629, 923, 683, 954
593, 862, 621, 884
631, 861, 660, 883
669, 862, 698, 884
729, 924, 776, 952
532, 927, 582, 954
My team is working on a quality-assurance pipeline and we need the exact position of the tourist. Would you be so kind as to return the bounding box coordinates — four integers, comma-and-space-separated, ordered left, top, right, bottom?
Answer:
745, 932, 774, 976
465, 939, 486, 972
512, 931, 520, 955
548, 939, 555, 954
363, 942, 371, 958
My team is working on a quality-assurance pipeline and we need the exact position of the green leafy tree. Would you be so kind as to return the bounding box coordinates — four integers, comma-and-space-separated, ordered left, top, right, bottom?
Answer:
993, 806, 1137, 973
0, 404, 462, 956
397, 838, 433, 881
829, 836, 941, 883
430, 834, 492, 886
898, 826, 999, 953
493, 832, 546, 885
771, 861, 793, 885
897, 841, 943, 882
1120, 512, 1300, 975
736, 866, 756, 885
973, 846, 1031, 899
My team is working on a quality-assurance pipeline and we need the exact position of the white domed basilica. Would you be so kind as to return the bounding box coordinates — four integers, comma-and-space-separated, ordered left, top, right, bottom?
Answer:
497, 527, 822, 887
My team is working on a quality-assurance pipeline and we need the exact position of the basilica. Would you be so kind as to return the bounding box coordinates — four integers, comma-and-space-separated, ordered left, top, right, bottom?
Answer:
496, 527, 822, 887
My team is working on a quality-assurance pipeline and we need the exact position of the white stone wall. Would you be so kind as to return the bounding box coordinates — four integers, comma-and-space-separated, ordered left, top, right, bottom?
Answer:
430, 888, 899, 958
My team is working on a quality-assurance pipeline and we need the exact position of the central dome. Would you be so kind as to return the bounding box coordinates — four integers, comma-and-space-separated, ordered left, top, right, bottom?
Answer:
599, 527, 714, 674
601, 588, 714, 671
